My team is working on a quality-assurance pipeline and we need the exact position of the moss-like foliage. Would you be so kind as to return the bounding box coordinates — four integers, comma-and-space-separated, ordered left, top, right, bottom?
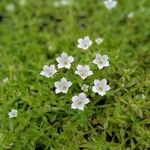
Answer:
0, 0, 150, 149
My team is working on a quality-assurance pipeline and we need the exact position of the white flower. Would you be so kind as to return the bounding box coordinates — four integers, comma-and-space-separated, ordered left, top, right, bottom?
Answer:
40, 65, 57, 78
95, 37, 103, 45
77, 36, 93, 50
81, 84, 89, 92
127, 12, 134, 19
6, 3, 15, 11
54, 0, 70, 7
54, 77, 72, 94
104, 0, 117, 10
56, 52, 74, 69
75, 65, 93, 80
92, 79, 111, 96
3, 77, 9, 83
8, 109, 18, 118
71, 93, 90, 110
18, 0, 26, 6
93, 53, 110, 69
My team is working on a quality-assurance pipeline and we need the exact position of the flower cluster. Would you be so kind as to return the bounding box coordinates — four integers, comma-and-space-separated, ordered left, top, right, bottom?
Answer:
40, 36, 111, 110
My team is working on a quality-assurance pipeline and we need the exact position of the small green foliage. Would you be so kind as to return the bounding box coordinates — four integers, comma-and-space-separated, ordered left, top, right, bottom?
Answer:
0, 0, 150, 149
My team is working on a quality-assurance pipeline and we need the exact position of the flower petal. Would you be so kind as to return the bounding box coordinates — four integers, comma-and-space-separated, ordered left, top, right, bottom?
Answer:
78, 104, 85, 110
68, 56, 74, 63
55, 89, 61, 94
72, 96, 78, 102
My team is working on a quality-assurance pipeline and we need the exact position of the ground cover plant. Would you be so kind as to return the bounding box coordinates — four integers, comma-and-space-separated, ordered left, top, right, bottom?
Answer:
0, 0, 150, 149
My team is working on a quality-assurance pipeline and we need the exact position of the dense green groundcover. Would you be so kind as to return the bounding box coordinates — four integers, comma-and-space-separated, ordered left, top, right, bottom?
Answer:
0, 0, 150, 149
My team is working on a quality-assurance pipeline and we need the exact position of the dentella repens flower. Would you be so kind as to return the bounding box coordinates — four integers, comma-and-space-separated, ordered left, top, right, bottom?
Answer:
93, 53, 110, 69
8, 109, 18, 118
54, 77, 72, 94
75, 65, 93, 79
40, 65, 57, 78
71, 93, 90, 110
81, 84, 89, 92
104, 0, 117, 10
77, 36, 93, 50
92, 79, 111, 96
95, 37, 103, 45
56, 52, 74, 69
